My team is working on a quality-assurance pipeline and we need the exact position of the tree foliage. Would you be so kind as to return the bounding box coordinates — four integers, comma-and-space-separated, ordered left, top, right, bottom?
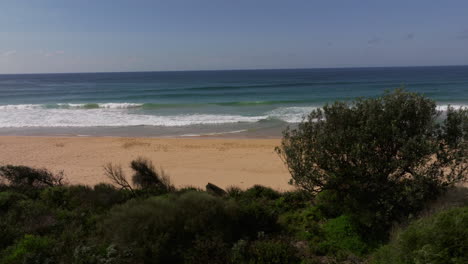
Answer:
104, 157, 174, 194
0, 165, 65, 188
276, 90, 467, 232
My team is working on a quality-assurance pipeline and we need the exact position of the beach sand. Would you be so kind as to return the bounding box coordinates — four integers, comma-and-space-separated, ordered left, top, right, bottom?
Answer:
0, 136, 292, 190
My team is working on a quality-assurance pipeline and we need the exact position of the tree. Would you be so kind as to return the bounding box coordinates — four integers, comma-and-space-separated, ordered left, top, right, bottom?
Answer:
104, 157, 174, 194
0, 165, 65, 188
276, 89, 467, 233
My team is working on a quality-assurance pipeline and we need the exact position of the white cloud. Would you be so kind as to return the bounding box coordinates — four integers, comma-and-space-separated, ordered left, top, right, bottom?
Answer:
2, 50, 17, 56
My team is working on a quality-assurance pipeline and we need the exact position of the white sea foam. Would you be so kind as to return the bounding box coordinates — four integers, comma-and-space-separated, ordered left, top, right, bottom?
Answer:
180, 129, 248, 137
0, 103, 143, 110
0, 104, 42, 110
0, 103, 466, 128
435, 104, 467, 111
0, 108, 268, 127
96, 103, 143, 109
55, 103, 143, 109
267, 106, 318, 123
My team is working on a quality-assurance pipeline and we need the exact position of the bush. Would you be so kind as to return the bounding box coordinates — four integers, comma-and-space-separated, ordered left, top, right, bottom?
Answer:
0, 224, 19, 251
0, 235, 55, 264
278, 206, 323, 242
0, 192, 27, 211
372, 206, 468, 264
243, 185, 281, 200
246, 239, 299, 264
274, 190, 312, 212
276, 89, 467, 235
40, 184, 129, 212
0, 165, 65, 188
72, 244, 129, 264
237, 200, 280, 237
226, 186, 243, 198
184, 235, 230, 264
313, 190, 342, 218
101, 191, 242, 263
3, 199, 58, 235
318, 215, 369, 256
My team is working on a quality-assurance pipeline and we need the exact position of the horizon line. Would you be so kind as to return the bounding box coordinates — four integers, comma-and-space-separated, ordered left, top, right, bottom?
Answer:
1, 64, 467, 76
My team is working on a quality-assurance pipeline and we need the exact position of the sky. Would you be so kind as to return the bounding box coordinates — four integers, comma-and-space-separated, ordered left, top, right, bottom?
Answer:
0, 0, 468, 73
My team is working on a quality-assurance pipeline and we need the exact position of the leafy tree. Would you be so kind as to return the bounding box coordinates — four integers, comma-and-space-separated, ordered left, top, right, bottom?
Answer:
276, 90, 467, 234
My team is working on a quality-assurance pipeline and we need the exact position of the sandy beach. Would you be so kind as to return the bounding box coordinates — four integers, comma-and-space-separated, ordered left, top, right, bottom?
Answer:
0, 136, 292, 190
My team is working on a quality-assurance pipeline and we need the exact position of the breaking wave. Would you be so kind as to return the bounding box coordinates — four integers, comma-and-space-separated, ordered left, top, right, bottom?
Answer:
0, 103, 465, 128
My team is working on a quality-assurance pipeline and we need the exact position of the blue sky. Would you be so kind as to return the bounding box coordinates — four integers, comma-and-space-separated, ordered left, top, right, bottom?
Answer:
1, 0, 467, 73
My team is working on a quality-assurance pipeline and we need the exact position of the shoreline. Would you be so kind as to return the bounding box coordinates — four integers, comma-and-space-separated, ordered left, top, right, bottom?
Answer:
0, 136, 292, 190
0, 123, 289, 139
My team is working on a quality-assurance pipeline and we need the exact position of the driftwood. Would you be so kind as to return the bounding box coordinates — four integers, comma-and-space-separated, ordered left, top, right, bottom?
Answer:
206, 182, 227, 196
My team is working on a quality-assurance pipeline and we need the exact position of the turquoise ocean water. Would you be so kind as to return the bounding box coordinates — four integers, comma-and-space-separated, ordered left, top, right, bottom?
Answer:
0, 66, 467, 137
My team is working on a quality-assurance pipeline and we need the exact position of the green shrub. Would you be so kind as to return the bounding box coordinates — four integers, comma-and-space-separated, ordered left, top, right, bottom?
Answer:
184, 235, 230, 264
0, 235, 55, 264
40, 184, 129, 212
318, 215, 368, 256
247, 239, 299, 264
102, 191, 241, 263
372, 206, 468, 264
92, 183, 130, 208
4, 199, 57, 235
177, 186, 203, 194
313, 190, 342, 218
278, 206, 323, 242
39, 186, 71, 208
0, 224, 19, 251
71, 244, 130, 264
226, 186, 243, 198
228, 185, 282, 237
230, 239, 299, 264
276, 89, 467, 236
0, 192, 27, 211
237, 200, 280, 237
274, 190, 312, 213
243, 185, 281, 200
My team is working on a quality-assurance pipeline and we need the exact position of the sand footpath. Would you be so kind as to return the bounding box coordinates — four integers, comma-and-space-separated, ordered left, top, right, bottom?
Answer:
0, 136, 292, 190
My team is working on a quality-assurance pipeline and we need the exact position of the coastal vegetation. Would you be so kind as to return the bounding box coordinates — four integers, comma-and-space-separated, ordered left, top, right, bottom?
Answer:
0, 90, 466, 263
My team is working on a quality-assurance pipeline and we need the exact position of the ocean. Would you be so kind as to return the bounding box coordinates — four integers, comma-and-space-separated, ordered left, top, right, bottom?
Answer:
0, 66, 467, 137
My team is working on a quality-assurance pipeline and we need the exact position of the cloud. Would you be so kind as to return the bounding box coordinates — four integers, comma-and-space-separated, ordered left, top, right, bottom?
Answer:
2, 50, 16, 56
404, 33, 415, 40
367, 37, 381, 45
457, 30, 468, 40
42, 50, 65, 57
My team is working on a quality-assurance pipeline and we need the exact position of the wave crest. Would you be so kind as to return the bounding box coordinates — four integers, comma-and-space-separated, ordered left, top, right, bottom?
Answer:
0, 103, 466, 128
